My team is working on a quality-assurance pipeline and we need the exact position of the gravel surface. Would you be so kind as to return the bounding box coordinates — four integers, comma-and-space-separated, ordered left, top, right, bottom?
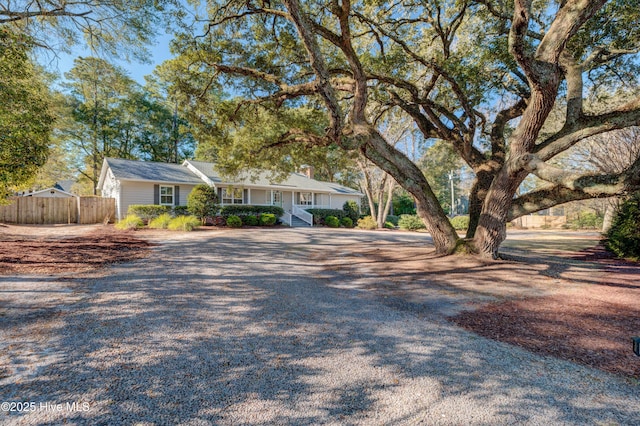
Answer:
1, 228, 638, 425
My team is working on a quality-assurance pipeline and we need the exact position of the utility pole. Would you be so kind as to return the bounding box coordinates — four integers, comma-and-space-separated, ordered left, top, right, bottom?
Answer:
448, 170, 455, 217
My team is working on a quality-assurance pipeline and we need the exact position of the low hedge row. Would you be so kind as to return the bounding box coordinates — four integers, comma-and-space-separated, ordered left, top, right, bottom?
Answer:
220, 205, 284, 218
306, 208, 346, 225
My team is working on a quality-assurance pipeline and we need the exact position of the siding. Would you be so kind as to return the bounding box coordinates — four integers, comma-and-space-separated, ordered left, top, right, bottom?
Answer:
250, 189, 269, 205
330, 194, 361, 210
118, 181, 196, 219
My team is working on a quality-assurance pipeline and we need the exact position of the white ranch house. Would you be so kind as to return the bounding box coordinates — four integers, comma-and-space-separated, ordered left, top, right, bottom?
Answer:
97, 158, 363, 225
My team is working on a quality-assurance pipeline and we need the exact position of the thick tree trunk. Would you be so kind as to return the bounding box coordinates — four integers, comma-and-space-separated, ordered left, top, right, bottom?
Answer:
360, 127, 459, 254
465, 170, 495, 238
472, 166, 527, 258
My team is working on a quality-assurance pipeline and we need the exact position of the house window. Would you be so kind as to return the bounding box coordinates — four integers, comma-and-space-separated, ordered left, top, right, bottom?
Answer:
222, 188, 244, 204
299, 192, 312, 206
272, 190, 282, 206
160, 185, 174, 205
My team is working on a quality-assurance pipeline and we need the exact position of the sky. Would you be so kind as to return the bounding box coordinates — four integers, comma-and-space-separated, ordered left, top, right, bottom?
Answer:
44, 31, 176, 87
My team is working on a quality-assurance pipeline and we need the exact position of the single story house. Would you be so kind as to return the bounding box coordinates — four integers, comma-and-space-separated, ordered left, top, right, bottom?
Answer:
97, 158, 363, 225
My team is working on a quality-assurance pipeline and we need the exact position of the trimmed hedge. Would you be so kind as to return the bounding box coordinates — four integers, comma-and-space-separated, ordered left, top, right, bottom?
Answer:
259, 213, 277, 226
173, 205, 189, 216
243, 215, 259, 226
340, 217, 353, 228
306, 208, 346, 225
226, 215, 243, 227
325, 215, 340, 228
220, 205, 284, 218
128, 205, 171, 220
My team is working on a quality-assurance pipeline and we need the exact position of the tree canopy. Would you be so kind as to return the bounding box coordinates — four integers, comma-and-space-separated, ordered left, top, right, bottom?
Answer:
0, 29, 54, 200
165, 0, 640, 257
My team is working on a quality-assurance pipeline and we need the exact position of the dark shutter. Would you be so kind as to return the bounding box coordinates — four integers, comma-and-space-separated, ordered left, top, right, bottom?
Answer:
153, 184, 159, 205
174, 186, 180, 206
243, 189, 248, 204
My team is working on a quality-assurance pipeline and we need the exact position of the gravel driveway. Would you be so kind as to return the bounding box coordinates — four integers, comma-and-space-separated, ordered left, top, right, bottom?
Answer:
1, 228, 638, 425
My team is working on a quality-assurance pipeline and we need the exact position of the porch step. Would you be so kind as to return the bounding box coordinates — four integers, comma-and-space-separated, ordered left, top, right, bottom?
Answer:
290, 216, 312, 227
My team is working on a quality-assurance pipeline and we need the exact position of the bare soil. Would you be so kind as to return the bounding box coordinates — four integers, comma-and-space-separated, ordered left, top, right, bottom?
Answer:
1, 224, 638, 380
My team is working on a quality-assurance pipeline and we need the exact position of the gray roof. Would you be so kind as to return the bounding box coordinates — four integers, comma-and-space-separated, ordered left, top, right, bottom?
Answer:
104, 158, 203, 184
101, 157, 361, 195
186, 160, 362, 195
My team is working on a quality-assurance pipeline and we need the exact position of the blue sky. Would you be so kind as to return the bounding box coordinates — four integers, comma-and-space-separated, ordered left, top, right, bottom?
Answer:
45, 32, 176, 87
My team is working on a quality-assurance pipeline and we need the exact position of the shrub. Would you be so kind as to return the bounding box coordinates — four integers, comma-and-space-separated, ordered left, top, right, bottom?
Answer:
259, 213, 277, 226
384, 221, 395, 229
385, 215, 399, 226
167, 215, 201, 231
220, 205, 284, 218
128, 205, 171, 221
187, 184, 219, 222
243, 215, 259, 226
449, 215, 470, 231
173, 205, 189, 216
357, 215, 377, 230
148, 213, 173, 229
115, 214, 143, 230
306, 208, 345, 225
342, 200, 360, 222
226, 215, 243, 228
398, 214, 426, 231
604, 194, 640, 260
340, 217, 353, 228
325, 215, 340, 228
568, 211, 604, 230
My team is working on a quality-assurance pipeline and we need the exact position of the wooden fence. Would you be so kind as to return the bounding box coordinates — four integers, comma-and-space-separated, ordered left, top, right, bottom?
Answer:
511, 215, 567, 229
0, 197, 115, 225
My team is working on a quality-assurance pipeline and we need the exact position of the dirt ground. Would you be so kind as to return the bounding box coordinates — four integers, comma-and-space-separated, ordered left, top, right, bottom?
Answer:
1, 224, 638, 380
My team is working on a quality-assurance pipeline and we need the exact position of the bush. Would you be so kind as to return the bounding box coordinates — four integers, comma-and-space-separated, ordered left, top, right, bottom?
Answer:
568, 211, 604, 230
342, 200, 360, 222
115, 214, 143, 230
449, 215, 470, 231
220, 205, 284, 218
384, 221, 396, 229
385, 215, 399, 226
226, 215, 243, 228
259, 213, 277, 226
306, 208, 345, 225
148, 213, 173, 229
325, 215, 340, 228
187, 184, 219, 222
173, 205, 189, 216
398, 214, 426, 231
604, 194, 640, 260
128, 205, 171, 221
167, 215, 201, 231
340, 217, 353, 228
243, 215, 259, 226
357, 215, 377, 230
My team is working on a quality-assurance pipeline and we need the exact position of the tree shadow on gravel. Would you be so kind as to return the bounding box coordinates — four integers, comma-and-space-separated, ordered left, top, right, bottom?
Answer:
1, 229, 638, 425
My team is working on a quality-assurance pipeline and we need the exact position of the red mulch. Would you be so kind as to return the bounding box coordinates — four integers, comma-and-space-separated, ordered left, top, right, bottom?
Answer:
0, 228, 153, 275
451, 245, 640, 379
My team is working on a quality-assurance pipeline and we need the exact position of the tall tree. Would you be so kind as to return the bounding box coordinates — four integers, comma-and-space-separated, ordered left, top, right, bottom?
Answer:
0, 29, 54, 201
168, 0, 640, 257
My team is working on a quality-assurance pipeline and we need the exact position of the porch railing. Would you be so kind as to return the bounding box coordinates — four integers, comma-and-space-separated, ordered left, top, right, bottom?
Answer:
292, 205, 313, 226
